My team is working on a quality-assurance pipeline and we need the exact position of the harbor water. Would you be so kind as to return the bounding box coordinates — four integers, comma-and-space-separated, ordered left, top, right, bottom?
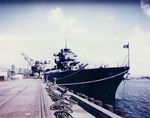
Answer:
115, 79, 150, 118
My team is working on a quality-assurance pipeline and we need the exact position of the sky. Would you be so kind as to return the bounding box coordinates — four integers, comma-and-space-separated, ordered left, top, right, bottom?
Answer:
0, 0, 150, 76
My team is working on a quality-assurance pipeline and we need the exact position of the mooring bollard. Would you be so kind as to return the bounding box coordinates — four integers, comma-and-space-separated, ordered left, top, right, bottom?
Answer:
88, 97, 95, 103
82, 94, 86, 99
115, 109, 126, 118
57, 87, 67, 94
46, 75, 48, 82
51, 78, 57, 90
65, 88, 69, 91
62, 86, 65, 89
70, 90, 74, 93
95, 100, 102, 107
105, 104, 113, 112
79, 93, 82, 97
48, 84, 51, 90
76, 92, 79, 96
83, 95, 89, 100
53, 78, 57, 85
79, 93, 85, 98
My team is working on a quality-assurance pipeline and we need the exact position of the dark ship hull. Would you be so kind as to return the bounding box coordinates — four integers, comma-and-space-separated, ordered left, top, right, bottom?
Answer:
46, 66, 129, 104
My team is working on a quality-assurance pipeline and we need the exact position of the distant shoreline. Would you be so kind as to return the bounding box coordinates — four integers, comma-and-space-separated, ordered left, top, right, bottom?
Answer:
126, 76, 150, 80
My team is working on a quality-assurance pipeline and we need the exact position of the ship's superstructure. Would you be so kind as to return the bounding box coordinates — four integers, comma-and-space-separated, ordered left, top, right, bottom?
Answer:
53, 47, 87, 71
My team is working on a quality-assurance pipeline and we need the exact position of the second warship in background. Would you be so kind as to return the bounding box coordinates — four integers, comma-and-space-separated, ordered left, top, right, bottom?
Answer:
45, 45, 130, 104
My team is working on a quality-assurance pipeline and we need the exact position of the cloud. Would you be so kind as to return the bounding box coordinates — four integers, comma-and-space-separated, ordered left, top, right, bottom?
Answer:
47, 7, 86, 35
141, 0, 150, 17
47, 7, 66, 25
131, 26, 150, 46
129, 26, 150, 76
108, 16, 115, 20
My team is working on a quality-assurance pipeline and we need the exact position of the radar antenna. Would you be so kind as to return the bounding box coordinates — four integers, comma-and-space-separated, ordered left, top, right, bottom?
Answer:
65, 37, 67, 48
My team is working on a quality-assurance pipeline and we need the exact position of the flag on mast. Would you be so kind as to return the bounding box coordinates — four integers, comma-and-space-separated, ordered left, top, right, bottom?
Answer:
123, 43, 129, 48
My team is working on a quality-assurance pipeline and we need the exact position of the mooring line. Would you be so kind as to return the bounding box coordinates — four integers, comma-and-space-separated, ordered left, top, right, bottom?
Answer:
57, 68, 84, 80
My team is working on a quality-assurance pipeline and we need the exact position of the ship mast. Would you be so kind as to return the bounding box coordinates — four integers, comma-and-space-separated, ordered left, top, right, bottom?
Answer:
65, 37, 67, 48
122, 43, 130, 67
128, 43, 130, 67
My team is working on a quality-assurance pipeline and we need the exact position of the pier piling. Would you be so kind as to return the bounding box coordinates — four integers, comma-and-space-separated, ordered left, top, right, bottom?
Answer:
89, 97, 95, 103
83, 95, 89, 100
105, 104, 113, 112
115, 109, 126, 118
95, 100, 102, 107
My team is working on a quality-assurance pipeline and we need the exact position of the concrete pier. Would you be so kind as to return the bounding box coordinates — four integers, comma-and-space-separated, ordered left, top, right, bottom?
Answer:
0, 79, 94, 118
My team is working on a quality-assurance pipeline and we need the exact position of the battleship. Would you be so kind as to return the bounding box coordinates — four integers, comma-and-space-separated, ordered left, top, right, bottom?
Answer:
45, 45, 130, 104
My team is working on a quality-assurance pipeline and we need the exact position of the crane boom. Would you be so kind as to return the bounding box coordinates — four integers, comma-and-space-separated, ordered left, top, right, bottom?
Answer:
22, 53, 34, 67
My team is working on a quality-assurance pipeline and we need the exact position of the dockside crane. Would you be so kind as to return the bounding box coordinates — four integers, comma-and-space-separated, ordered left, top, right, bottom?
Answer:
22, 53, 50, 78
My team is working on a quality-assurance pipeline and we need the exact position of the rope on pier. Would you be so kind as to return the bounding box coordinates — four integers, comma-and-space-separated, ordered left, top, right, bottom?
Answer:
58, 70, 129, 86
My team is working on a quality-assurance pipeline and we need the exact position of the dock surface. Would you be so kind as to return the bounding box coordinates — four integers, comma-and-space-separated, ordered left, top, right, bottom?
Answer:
0, 79, 94, 118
